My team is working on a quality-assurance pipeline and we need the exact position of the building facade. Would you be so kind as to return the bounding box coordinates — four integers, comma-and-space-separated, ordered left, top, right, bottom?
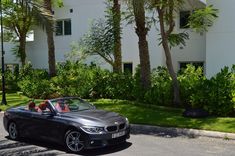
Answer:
2, 0, 234, 78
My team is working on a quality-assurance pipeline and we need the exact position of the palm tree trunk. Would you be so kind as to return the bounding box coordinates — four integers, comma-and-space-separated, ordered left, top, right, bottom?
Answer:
112, 0, 122, 73
133, 0, 151, 90
158, 8, 180, 106
44, 0, 56, 77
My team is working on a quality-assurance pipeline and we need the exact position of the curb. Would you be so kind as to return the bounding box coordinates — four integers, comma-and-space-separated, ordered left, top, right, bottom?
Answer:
130, 124, 235, 140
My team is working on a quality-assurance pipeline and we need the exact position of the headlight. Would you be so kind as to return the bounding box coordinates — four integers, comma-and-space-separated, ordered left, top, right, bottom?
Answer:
125, 117, 130, 126
81, 126, 105, 134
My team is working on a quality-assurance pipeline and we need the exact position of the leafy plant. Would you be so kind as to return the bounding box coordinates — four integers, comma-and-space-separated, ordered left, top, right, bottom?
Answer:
144, 67, 172, 106
178, 64, 205, 108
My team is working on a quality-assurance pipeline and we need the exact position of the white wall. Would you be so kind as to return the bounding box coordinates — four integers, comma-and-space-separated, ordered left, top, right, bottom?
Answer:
27, 0, 107, 69
164, 0, 206, 72
206, 0, 235, 77
25, 0, 205, 73
2, 42, 20, 65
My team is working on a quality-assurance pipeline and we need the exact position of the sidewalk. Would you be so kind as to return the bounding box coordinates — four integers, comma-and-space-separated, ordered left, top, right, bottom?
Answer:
131, 124, 235, 140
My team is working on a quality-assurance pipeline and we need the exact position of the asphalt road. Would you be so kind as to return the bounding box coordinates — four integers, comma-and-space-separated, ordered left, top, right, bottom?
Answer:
0, 113, 235, 156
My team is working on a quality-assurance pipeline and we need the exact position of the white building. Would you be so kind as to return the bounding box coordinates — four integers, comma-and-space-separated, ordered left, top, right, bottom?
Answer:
2, 0, 234, 78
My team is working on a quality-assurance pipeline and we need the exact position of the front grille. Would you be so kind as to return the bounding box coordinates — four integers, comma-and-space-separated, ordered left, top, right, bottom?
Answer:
119, 123, 125, 130
106, 125, 118, 132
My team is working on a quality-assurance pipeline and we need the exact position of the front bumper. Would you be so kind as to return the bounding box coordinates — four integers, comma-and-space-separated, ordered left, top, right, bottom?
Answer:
83, 126, 130, 149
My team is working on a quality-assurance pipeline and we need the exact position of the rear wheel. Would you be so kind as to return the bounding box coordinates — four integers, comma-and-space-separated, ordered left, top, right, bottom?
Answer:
8, 122, 19, 140
65, 130, 85, 153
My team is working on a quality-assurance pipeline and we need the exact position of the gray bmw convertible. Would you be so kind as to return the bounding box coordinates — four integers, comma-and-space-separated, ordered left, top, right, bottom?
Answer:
3, 97, 130, 153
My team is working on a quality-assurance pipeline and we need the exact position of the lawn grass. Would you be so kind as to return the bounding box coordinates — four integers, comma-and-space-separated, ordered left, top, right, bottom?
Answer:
1, 93, 235, 133
0, 93, 41, 111
91, 99, 235, 133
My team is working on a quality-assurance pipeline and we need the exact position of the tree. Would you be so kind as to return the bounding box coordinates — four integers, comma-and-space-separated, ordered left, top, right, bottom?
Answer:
112, 0, 122, 73
43, 0, 63, 77
3, 0, 53, 66
78, 0, 122, 73
126, 0, 151, 90
78, 18, 115, 68
3, 0, 32, 66
43, 0, 56, 77
147, 0, 218, 106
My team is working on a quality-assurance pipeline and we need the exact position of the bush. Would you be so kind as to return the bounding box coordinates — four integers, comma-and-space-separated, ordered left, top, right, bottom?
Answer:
52, 61, 96, 97
189, 66, 235, 116
90, 71, 135, 100
178, 64, 205, 108
205, 67, 235, 116
144, 67, 172, 106
17, 63, 52, 99
5, 65, 20, 92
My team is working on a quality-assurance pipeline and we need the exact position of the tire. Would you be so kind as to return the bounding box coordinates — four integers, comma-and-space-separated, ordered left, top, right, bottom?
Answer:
8, 122, 19, 140
64, 130, 85, 153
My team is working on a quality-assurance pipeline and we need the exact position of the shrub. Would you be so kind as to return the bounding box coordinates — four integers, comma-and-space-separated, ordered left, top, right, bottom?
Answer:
17, 63, 52, 99
90, 69, 135, 100
205, 67, 235, 116
178, 64, 206, 108
144, 66, 172, 106
189, 66, 235, 116
52, 61, 96, 97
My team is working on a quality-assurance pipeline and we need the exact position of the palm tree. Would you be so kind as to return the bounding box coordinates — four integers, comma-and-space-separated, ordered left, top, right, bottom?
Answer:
131, 0, 151, 90
43, 0, 56, 77
112, 0, 122, 73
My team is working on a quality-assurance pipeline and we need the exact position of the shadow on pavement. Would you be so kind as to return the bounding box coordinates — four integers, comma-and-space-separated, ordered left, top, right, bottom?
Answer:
0, 136, 132, 156
131, 127, 198, 139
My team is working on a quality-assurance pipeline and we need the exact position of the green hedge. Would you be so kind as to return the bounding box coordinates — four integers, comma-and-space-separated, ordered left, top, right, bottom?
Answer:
4, 62, 235, 117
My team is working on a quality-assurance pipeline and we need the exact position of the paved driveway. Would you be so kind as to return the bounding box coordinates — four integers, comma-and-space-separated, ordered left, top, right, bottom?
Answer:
0, 113, 235, 156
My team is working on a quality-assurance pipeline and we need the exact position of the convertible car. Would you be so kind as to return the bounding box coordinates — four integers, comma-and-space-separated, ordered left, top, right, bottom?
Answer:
3, 97, 130, 153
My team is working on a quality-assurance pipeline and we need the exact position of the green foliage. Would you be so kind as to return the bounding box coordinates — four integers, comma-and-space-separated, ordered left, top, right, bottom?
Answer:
189, 66, 235, 116
78, 18, 114, 66
6, 61, 235, 117
188, 5, 219, 33
91, 71, 134, 100
178, 64, 205, 108
3, 0, 54, 64
5, 66, 20, 92
205, 67, 234, 116
144, 67, 172, 106
64, 41, 88, 63
52, 62, 96, 97
17, 63, 52, 99
77, 1, 117, 66
167, 33, 189, 48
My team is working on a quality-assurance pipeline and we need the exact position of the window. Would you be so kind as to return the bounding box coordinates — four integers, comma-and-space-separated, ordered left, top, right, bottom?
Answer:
180, 11, 190, 29
179, 62, 204, 71
56, 19, 72, 36
123, 63, 133, 74
56, 21, 63, 35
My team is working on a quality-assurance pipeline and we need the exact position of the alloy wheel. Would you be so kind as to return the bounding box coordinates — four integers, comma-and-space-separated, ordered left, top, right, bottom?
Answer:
8, 122, 18, 140
65, 131, 84, 152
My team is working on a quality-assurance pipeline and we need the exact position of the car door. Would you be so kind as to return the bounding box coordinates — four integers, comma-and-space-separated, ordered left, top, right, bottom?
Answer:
13, 109, 34, 137
30, 102, 67, 142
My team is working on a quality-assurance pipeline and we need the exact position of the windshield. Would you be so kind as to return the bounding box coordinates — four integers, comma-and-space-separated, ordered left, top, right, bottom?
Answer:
50, 98, 94, 113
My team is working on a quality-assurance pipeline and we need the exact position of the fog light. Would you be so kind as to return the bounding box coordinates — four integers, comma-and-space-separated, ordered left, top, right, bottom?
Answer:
91, 141, 94, 144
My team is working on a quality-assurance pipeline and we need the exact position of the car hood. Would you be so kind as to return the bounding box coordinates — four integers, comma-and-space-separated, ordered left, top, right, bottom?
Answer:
60, 109, 126, 126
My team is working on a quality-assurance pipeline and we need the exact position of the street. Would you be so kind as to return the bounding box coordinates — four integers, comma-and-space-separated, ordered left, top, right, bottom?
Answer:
0, 113, 235, 156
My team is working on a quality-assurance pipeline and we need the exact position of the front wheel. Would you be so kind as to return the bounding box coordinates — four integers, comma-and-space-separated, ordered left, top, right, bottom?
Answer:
8, 122, 19, 140
65, 130, 85, 153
